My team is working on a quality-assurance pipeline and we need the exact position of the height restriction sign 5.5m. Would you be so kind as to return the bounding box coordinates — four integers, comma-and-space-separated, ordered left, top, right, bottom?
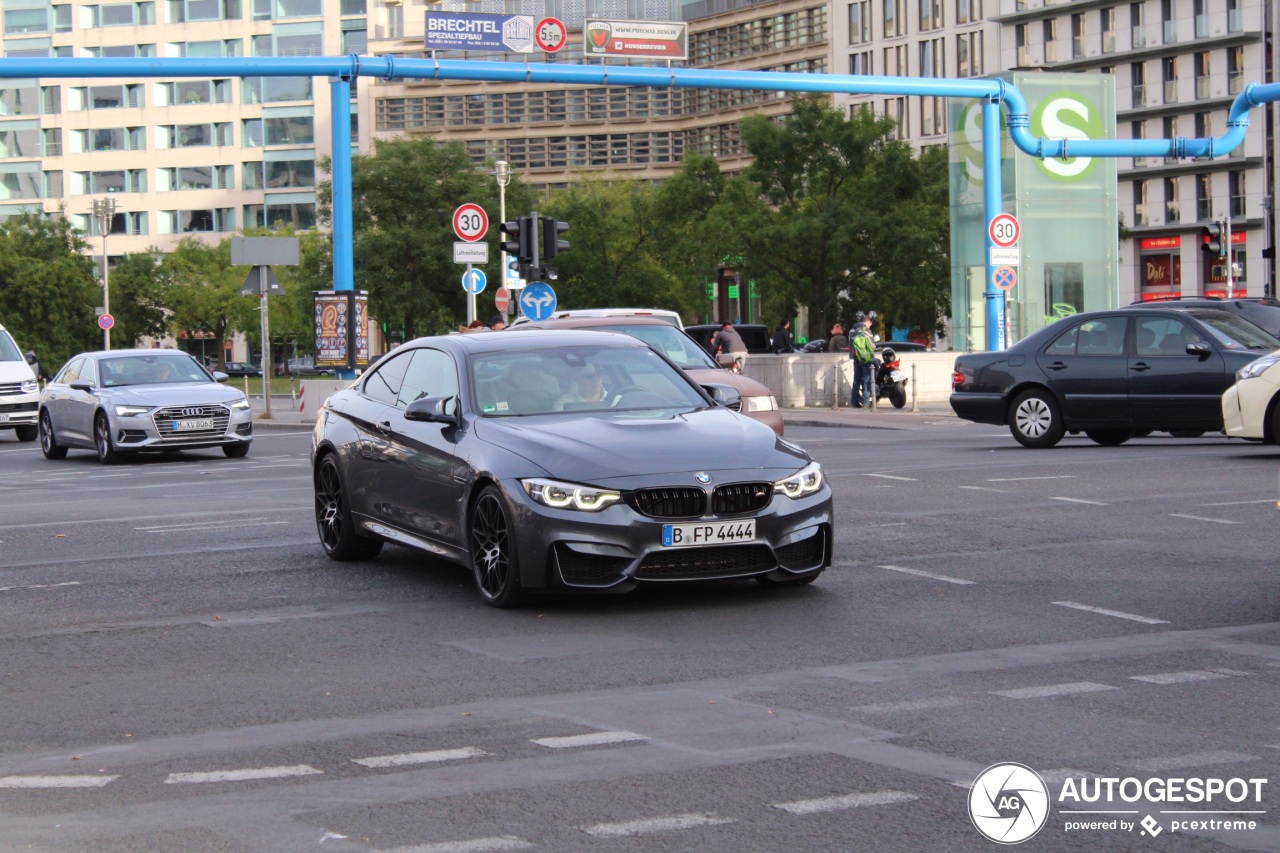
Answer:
535, 17, 566, 52
988, 213, 1020, 248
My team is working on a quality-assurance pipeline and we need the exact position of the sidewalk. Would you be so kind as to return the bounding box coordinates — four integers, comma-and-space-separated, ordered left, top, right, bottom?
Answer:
247, 394, 958, 432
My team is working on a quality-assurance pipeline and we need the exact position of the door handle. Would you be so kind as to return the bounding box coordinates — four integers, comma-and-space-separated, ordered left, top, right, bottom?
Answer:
1045, 361, 1067, 371
375, 420, 392, 436
1130, 362, 1151, 371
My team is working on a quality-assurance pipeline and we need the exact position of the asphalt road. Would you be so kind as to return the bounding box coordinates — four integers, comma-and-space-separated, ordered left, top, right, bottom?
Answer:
1, 421, 1278, 853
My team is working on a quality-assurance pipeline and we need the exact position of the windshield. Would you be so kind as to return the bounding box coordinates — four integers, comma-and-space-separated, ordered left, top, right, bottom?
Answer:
0, 330, 21, 362
1194, 313, 1280, 351
471, 346, 707, 417
99, 353, 212, 387
601, 324, 719, 370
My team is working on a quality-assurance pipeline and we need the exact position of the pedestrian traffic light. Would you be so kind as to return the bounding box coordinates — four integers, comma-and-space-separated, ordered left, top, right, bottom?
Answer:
500, 216, 534, 262
540, 216, 569, 261
1201, 221, 1225, 258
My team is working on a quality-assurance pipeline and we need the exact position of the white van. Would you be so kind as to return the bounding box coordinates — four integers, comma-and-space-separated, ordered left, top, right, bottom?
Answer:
0, 323, 40, 442
508, 308, 683, 328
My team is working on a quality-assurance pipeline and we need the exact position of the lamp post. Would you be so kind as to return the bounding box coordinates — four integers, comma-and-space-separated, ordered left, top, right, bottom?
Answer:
92, 197, 118, 350
495, 160, 511, 319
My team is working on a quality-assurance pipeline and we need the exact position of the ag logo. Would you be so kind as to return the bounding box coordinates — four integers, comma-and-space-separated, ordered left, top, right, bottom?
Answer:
969, 762, 1050, 844
1030, 91, 1105, 182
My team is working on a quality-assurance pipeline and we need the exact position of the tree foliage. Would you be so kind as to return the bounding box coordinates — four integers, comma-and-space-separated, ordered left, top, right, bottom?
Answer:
161, 237, 259, 371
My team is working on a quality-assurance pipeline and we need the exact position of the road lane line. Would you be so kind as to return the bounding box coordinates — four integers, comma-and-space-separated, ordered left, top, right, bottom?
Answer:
532, 731, 647, 749
993, 682, 1117, 699
1169, 513, 1241, 525
0, 775, 117, 788
164, 764, 322, 784
581, 813, 734, 837
864, 473, 918, 481
1052, 601, 1170, 624
852, 696, 969, 714
773, 791, 918, 814
0, 582, 80, 593
1129, 670, 1235, 685
987, 475, 1076, 481
959, 486, 1010, 492
877, 565, 974, 585
1049, 497, 1108, 506
1197, 499, 1275, 506
385, 837, 534, 852
353, 747, 487, 768
135, 520, 291, 533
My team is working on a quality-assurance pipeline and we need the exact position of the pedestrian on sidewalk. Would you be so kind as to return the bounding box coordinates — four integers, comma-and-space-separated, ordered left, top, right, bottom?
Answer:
711, 321, 748, 373
771, 319, 795, 354
827, 323, 848, 353
850, 318, 875, 408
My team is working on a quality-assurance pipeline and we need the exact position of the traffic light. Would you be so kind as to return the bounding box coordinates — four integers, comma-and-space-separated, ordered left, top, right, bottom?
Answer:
540, 216, 569, 261
500, 216, 534, 262
1201, 221, 1225, 258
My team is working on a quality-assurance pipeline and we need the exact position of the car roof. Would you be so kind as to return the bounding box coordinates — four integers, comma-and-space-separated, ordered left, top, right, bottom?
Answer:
402, 328, 651, 355
516, 316, 677, 331
72, 349, 199, 360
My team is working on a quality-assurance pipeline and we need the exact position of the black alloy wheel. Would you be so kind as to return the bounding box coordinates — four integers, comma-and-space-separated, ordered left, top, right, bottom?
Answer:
470, 485, 525, 608
1085, 429, 1134, 446
1009, 389, 1066, 448
94, 413, 121, 465
39, 410, 66, 460
314, 454, 383, 560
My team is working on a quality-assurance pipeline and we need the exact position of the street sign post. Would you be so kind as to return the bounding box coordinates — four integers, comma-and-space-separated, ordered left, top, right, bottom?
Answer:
453, 203, 489, 242
97, 313, 114, 331
993, 266, 1017, 291
535, 17, 566, 52
988, 213, 1020, 248
462, 268, 487, 294
519, 281, 557, 320
494, 287, 510, 313
453, 241, 489, 264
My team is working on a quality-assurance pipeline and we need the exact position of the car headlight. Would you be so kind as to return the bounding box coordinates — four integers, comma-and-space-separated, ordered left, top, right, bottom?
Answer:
1237, 356, 1280, 382
521, 478, 622, 512
774, 462, 824, 498
114, 405, 151, 417
744, 395, 778, 412
231, 399, 251, 410
20, 379, 37, 393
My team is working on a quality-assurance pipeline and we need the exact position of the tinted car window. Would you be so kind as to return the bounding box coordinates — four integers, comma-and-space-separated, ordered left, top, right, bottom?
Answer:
1136, 317, 1200, 355
1046, 317, 1125, 355
56, 358, 85, 384
604, 324, 718, 370
0, 329, 21, 362
397, 348, 458, 408
1194, 312, 1280, 350
363, 350, 413, 405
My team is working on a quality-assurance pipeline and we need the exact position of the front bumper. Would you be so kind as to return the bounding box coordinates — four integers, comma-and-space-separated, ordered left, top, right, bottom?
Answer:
0, 397, 38, 429
504, 482, 833, 590
111, 403, 253, 451
1222, 379, 1275, 441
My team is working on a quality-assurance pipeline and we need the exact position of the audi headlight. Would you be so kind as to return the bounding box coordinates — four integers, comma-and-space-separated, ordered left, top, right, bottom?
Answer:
114, 404, 151, 417
1238, 356, 1280, 382
521, 478, 622, 512
231, 399, 251, 410
744, 395, 778, 412
20, 379, 37, 393
774, 462, 823, 498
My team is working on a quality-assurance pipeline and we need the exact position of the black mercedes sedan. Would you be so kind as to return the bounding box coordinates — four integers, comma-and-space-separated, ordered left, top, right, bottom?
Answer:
311, 329, 832, 606
950, 307, 1280, 448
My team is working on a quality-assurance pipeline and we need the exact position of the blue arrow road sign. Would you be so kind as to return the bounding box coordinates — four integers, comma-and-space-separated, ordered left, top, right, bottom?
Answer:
462, 268, 487, 294
519, 281, 557, 320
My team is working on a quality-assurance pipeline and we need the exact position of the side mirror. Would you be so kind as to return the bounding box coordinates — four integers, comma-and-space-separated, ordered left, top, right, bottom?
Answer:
213, 371, 229, 383
1186, 342, 1212, 359
700, 383, 742, 410
404, 395, 460, 426
69, 379, 94, 392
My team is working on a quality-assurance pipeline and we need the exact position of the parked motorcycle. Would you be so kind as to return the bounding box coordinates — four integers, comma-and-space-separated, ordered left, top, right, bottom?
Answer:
874, 347, 909, 409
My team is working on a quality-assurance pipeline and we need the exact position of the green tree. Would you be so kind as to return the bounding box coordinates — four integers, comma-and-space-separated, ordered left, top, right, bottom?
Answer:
0, 210, 99, 371
105, 249, 171, 348
161, 237, 258, 371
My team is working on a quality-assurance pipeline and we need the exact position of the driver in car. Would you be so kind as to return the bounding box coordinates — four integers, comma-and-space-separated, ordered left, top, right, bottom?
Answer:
553, 364, 611, 410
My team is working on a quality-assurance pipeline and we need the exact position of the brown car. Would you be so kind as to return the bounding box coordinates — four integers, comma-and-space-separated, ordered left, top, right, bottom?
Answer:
513, 316, 784, 435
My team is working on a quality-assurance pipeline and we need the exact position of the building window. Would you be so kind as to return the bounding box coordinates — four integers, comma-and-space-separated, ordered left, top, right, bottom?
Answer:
1130, 1, 1145, 48
1071, 13, 1084, 59
1193, 0, 1208, 38
884, 0, 905, 37
1227, 0, 1242, 32
264, 159, 315, 188
920, 95, 945, 136
1196, 173, 1213, 220
957, 31, 982, 77
1227, 47, 1244, 95
1228, 171, 1245, 218
1133, 179, 1148, 226
70, 85, 143, 111
1015, 23, 1029, 65
883, 97, 907, 138
1130, 118, 1146, 166
1164, 176, 1180, 223
1194, 111, 1211, 138
1100, 7, 1115, 54
849, 1, 871, 44
919, 0, 943, 31
242, 77, 312, 104
850, 51, 873, 74
1131, 61, 1146, 105
4, 8, 48, 34
956, 0, 980, 25
1043, 18, 1057, 62
1194, 52, 1210, 99
1162, 56, 1178, 103
883, 44, 907, 75
919, 37, 943, 77
1163, 115, 1179, 163
1162, 0, 1176, 42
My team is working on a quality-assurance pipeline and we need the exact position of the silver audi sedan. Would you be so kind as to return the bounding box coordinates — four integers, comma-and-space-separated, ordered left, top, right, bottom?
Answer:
39, 349, 253, 463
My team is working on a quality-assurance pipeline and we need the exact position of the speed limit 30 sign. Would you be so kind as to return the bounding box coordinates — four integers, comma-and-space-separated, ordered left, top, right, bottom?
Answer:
453, 203, 489, 242
988, 213, 1020, 248
535, 17, 566, 53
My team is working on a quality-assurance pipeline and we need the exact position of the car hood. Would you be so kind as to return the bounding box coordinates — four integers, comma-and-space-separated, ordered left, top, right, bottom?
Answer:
685, 367, 773, 397
473, 406, 807, 482
99, 383, 246, 406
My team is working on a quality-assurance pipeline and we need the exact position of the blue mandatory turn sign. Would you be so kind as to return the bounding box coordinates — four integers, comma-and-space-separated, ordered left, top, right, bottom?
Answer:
425, 12, 535, 53
519, 281, 557, 320
462, 268, 487, 294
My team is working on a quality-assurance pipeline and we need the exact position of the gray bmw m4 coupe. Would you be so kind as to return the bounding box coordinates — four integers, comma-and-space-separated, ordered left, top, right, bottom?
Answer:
311, 329, 833, 606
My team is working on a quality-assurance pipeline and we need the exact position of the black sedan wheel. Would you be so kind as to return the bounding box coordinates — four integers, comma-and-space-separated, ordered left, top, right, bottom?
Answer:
39, 411, 66, 460
1009, 389, 1065, 448
314, 455, 383, 560
1085, 429, 1134, 446
470, 486, 525, 608
94, 413, 121, 465
223, 443, 250, 458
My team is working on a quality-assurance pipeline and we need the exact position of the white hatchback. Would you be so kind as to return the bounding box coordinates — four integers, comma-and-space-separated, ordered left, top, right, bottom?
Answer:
0, 323, 40, 442
1222, 348, 1280, 442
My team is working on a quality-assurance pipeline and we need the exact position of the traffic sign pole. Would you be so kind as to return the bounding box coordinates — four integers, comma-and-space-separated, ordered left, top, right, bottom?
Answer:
466, 262, 475, 325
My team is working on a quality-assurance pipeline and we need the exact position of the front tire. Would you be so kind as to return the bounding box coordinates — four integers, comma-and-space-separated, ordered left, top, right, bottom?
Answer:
14, 424, 36, 442
223, 443, 250, 458
314, 454, 383, 560
1085, 429, 1134, 446
889, 384, 907, 409
94, 413, 121, 465
1009, 389, 1065, 448
39, 411, 66, 460
470, 485, 525, 608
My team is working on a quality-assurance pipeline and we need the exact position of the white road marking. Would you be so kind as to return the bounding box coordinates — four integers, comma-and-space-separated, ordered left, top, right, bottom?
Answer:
993, 682, 1117, 699
385, 837, 534, 853
852, 696, 969, 714
353, 747, 487, 768
581, 813, 734, 837
959, 485, 1010, 493
773, 791, 918, 814
1129, 670, 1235, 685
1168, 513, 1241, 525
1197, 499, 1275, 507
1130, 751, 1258, 772
532, 731, 647, 749
1052, 601, 1170, 625
135, 520, 290, 533
877, 565, 974, 585
164, 764, 322, 784
0, 775, 117, 788
987, 475, 1076, 481
863, 473, 918, 481
0, 581, 80, 593
1049, 496, 1108, 506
